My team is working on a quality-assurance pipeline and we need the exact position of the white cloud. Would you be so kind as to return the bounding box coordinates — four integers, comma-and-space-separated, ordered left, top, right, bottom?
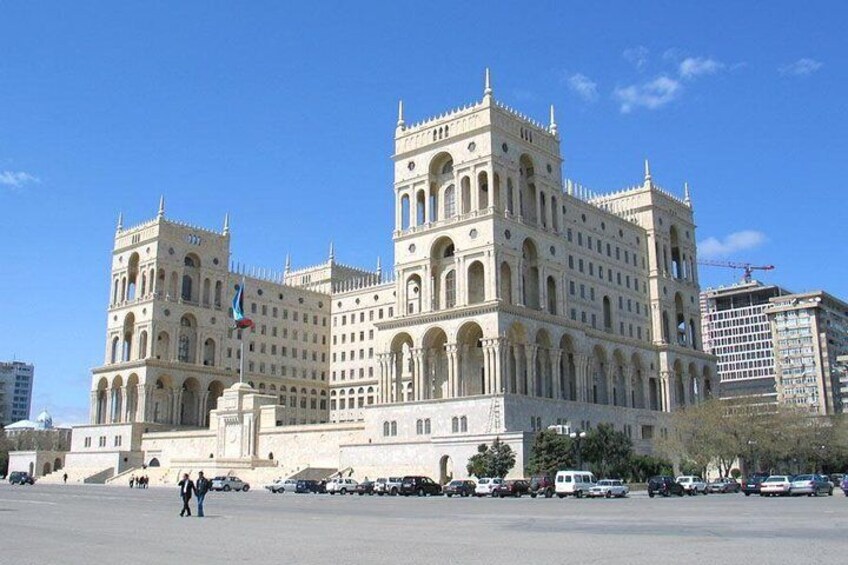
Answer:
567, 73, 598, 102
780, 58, 823, 76
613, 76, 681, 113
0, 170, 39, 189
623, 46, 650, 70
679, 57, 724, 79
698, 230, 767, 259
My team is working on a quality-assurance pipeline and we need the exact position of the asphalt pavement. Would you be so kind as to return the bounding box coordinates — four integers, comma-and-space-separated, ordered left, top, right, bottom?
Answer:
0, 483, 845, 564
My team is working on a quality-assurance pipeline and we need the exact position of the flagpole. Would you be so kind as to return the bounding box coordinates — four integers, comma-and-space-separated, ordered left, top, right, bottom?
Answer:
239, 339, 245, 385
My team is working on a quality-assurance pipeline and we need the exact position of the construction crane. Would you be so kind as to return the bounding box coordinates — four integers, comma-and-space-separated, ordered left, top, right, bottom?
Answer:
698, 260, 775, 283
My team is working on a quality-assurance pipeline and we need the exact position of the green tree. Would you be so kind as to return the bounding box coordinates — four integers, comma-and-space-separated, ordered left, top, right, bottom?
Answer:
582, 423, 633, 478
628, 454, 673, 482
526, 430, 573, 477
466, 438, 516, 478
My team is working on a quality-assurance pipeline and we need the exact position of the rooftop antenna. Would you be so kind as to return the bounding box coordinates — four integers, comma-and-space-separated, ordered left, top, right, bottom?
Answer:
549, 104, 557, 136
157, 195, 165, 219
116, 212, 123, 232
223, 213, 230, 236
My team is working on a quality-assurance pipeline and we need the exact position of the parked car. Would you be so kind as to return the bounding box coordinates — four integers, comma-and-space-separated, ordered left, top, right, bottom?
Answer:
742, 473, 770, 496
211, 476, 250, 492
8, 471, 35, 485
265, 478, 299, 494
295, 480, 323, 494
493, 479, 530, 498
677, 476, 708, 495
759, 475, 793, 496
374, 476, 403, 496
789, 474, 833, 496
444, 479, 476, 497
475, 477, 504, 497
529, 475, 555, 498
325, 478, 358, 495
588, 479, 629, 498
829, 473, 844, 486
708, 478, 741, 494
354, 481, 376, 495
400, 476, 442, 496
647, 475, 684, 498
840, 476, 848, 496
555, 470, 596, 498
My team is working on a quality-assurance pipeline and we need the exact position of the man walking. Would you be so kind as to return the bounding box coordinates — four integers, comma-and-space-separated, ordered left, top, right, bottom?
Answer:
195, 471, 210, 518
178, 473, 195, 517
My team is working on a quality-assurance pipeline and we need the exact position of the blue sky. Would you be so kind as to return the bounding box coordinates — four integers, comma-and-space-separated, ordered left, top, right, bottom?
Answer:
1, 2, 844, 424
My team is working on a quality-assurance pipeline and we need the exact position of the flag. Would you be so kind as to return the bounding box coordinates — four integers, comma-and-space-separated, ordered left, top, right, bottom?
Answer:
232, 279, 255, 330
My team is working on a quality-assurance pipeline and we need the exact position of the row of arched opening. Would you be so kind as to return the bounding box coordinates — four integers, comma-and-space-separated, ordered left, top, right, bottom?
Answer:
111, 252, 225, 308
109, 313, 217, 366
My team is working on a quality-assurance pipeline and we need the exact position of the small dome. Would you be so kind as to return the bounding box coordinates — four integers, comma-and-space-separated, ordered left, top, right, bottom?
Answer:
35, 410, 53, 429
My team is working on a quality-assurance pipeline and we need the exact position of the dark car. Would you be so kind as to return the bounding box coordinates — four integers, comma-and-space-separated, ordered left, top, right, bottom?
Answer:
295, 480, 323, 494
8, 471, 35, 485
708, 478, 741, 494
529, 475, 555, 498
647, 476, 684, 498
355, 481, 376, 496
742, 473, 770, 496
444, 479, 476, 498
399, 476, 442, 497
493, 479, 530, 498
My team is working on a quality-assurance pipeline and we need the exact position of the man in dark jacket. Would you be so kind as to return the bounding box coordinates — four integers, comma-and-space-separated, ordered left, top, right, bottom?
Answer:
195, 471, 210, 518
178, 473, 195, 517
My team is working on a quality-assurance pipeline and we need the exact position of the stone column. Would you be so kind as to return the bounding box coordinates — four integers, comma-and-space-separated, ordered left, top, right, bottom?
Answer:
411, 348, 425, 401
643, 373, 652, 411
624, 366, 634, 408
660, 371, 671, 412
683, 374, 692, 407
525, 344, 538, 397
492, 338, 503, 394
552, 349, 563, 400
198, 391, 209, 427
90, 391, 99, 424
574, 354, 588, 403
172, 388, 183, 425
517, 258, 525, 306
136, 384, 150, 422
445, 344, 459, 398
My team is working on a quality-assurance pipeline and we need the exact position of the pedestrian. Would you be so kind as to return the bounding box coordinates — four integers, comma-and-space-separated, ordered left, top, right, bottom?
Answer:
130, 475, 135, 488
195, 471, 210, 518
178, 473, 195, 517
63, 473, 68, 484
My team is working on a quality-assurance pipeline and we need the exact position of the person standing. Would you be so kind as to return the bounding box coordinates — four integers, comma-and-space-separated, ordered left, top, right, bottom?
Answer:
63, 473, 68, 484
178, 473, 195, 517
195, 471, 210, 518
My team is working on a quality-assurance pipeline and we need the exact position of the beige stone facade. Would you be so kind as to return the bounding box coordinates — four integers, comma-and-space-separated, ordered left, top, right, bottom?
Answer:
61, 72, 715, 484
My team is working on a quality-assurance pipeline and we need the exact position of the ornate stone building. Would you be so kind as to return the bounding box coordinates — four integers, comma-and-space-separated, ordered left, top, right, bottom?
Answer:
60, 72, 716, 484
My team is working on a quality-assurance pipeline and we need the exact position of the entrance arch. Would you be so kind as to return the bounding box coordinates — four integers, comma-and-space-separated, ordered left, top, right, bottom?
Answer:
42, 462, 52, 476
439, 455, 454, 484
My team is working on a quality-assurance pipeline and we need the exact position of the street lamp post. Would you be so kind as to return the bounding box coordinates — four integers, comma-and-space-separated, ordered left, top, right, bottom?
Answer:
570, 431, 587, 469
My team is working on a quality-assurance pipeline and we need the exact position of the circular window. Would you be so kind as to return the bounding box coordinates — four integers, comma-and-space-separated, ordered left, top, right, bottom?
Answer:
468, 142, 476, 152
504, 229, 511, 240
168, 247, 175, 255
373, 295, 379, 301
118, 256, 123, 263
408, 244, 416, 253
550, 246, 556, 256
337, 301, 342, 307
298, 297, 304, 304
210, 317, 216, 324
546, 163, 552, 174
164, 309, 171, 316
318, 301, 323, 308
502, 142, 509, 153
355, 298, 361, 305
407, 161, 415, 171
113, 315, 118, 321
213, 258, 219, 265
469, 228, 478, 239
146, 247, 150, 254
257, 289, 263, 296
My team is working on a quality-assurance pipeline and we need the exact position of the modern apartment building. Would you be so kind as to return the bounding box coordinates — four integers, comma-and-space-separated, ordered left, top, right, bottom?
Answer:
0, 361, 35, 426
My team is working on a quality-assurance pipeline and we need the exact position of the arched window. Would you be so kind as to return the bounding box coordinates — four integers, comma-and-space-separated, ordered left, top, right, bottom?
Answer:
110, 337, 119, 364
467, 262, 485, 304
460, 416, 468, 432
138, 331, 148, 359
444, 185, 456, 218
424, 419, 431, 434
452, 416, 459, 433
603, 296, 613, 332
416, 419, 423, 435
406, 275, 422, 315
547, 276, 557, 315
203, 338, 216, 366
400, 194, 411, 230
390, 421, 397, 436
383, 421, 390, 436
214, 281, 223, 307
500, 262, 512, 304
181, 275, 193, 301
445, 270, 456, 308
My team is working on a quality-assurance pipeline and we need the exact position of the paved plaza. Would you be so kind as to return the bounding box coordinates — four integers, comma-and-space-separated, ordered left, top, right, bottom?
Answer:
1, 483, 845, 564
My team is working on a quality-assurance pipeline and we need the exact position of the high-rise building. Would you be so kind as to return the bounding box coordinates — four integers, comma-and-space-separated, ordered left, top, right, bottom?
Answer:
700, 282, 791, 404
766, 291, 848, 414
0, 361, 35, 426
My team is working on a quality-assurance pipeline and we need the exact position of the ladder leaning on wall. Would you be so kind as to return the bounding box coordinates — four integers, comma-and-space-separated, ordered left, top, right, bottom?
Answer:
486, 396, 503, 434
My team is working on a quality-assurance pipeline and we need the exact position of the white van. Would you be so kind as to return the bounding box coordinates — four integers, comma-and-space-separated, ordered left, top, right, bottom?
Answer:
555, 470, 596, 498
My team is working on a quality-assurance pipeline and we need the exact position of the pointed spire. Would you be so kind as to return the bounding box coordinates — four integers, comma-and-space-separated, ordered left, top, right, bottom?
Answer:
223, 213, 230, 236
157, 195, 165, 219
484, 67, 493, 100
644, 159, 652, 184
116, 212, 123, 232
549, 104, 557, 136
284, 254, 291, 274
397, 100, 405, 128
684, 182, 691, 205
376, 256, 382, 274
328, 241, 335, 263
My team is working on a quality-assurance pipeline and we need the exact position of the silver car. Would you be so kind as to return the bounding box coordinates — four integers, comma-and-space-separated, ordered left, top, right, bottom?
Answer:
588, 479, 629, 498
211, 475, 250, 492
